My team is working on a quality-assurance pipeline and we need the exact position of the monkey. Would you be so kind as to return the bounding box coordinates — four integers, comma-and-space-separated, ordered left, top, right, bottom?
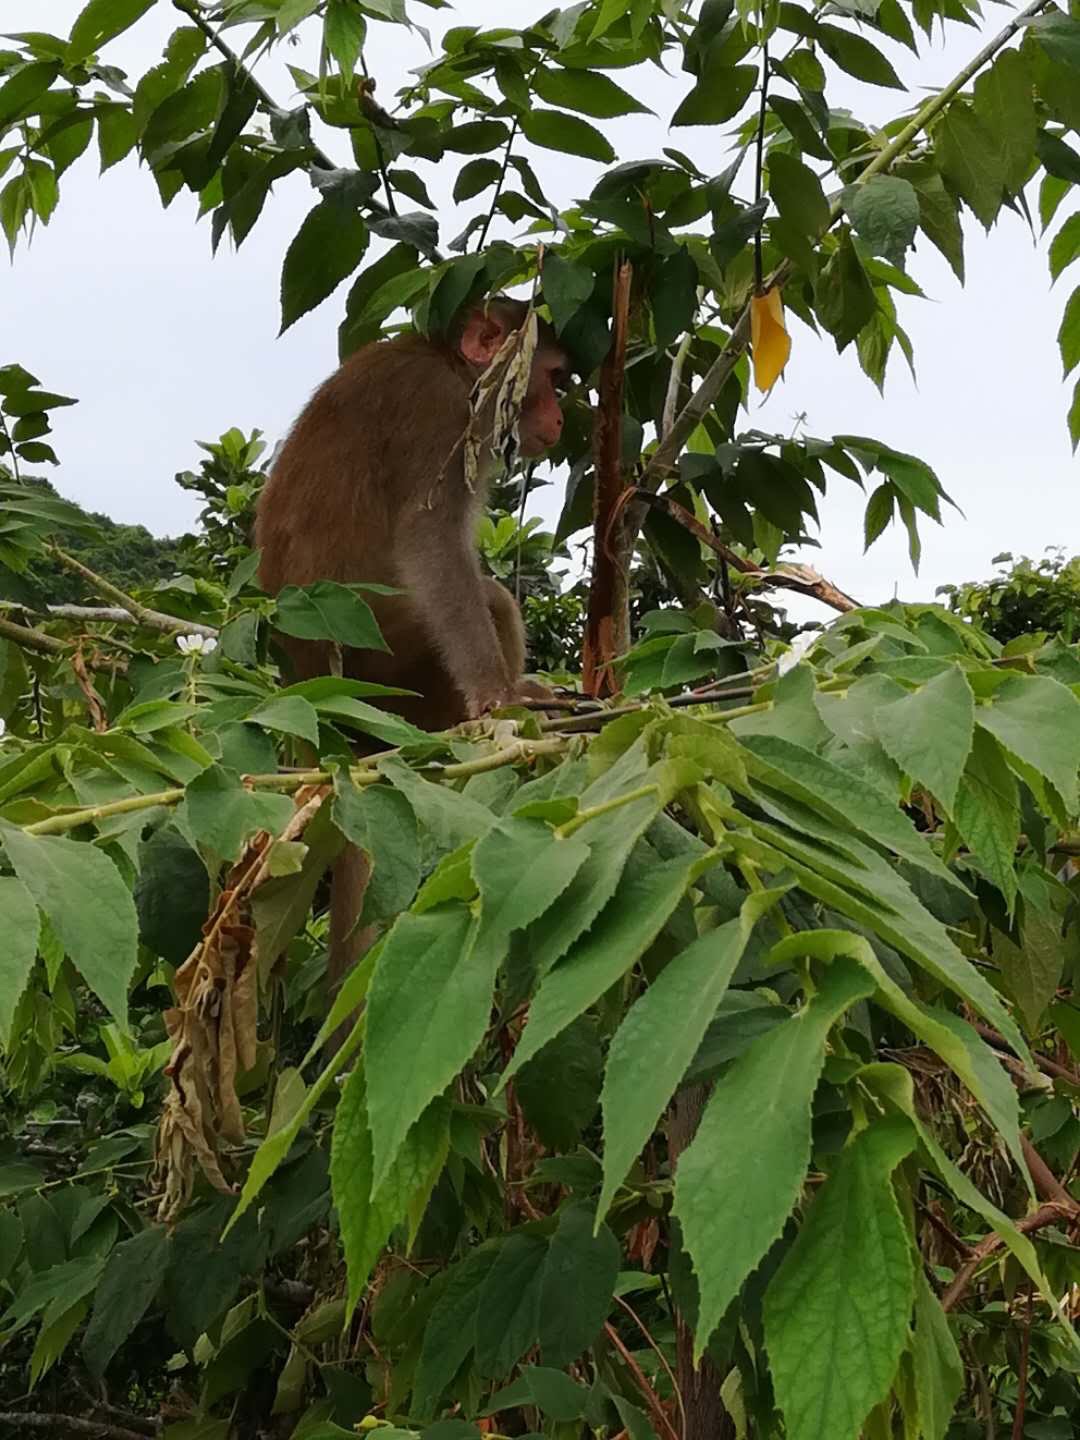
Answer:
254, 295, 571, 1020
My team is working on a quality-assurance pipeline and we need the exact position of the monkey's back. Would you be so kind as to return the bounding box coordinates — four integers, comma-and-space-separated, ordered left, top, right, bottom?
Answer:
255, 334, 473, 596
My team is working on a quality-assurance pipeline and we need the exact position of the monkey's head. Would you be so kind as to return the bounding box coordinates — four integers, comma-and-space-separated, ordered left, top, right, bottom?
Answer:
455, 299, 569, 457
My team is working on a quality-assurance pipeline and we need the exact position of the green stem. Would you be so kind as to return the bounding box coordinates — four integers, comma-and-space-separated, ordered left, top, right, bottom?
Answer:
557, 781, 660, 838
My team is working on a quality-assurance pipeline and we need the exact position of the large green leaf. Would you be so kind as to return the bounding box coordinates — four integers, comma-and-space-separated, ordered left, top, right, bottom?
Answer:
501, 851, 710, 1087
180, 764, 295, 863
817, 25, 903, 87
0, 821, 136, 1029
673, 957, 875, 1355
0, 61, 61, 127
597, 887, 788, 1220
763, 1117, 916, 1440
82, 1225, 169, 1378
1061, 283, 1080, 378
977, 672, 1080, 811
538, 1203, 620, 1368
381, 756, 496, 855
533, 66, 649, 117
769, 152, 830, 238
911, 1271, 965, 1440
972, 49, 1036, 195
843, 176, 919, 269
275, 580, 386, 649
413, 1244, 500, 1416
280, 200, 369, 333
331, 1061, 450, 1319
671, 63, 757, 126
936, 105, 1004, 229
953, 728, 1019, 910
1049, 211, 1080, 283
365, 906, 502, 1190
542, 252, 596, 335
0, 875, 38, 1048
475, 1233, 548, 1379
68, 0, 155, 61
873, 663, 973, 814
332, 774, 420, 923
520, 110, 615, 162
472, 815, 590, 939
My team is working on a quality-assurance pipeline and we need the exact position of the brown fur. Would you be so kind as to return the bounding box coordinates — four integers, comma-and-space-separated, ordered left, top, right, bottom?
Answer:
255, 305, 567, 1027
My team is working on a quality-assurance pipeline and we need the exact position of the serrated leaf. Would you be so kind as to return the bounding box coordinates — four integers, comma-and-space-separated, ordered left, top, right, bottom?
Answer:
598, 888, 787, 1220
542, 252, 596, 335
912, 1271, 964, 1440
0, 821, 136, 1029
501, 852, 708, 1088
472, 815, 590, 939
763, 1116, 916, 1440
1050, 211, 1080, 283
1061, 284, 1080, 378
82, 1225, 168, 1378
280, 200, 368, 333
769, 151, 830, 237
972, 49, 1035, 195
181, 764, 295, 862
817, 24, 903, 87
534, 66, 649, 117
275, 580, 387, 649
844, 175, 919, 268
331, 1060, 449, 1320
520, 109, 615, 162
0, 875, 38, 1049
365, 906, 502, 1191
332, 775, 420, 924
953, 728, 1019, 910
977, 671, 1080, 811
675, 957, 875, 1356
246, 695, 320, 746
937, 105, 1004, 229
873, 664, 973, 813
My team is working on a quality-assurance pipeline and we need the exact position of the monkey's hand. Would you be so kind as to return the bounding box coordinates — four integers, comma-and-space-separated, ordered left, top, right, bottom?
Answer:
463, 682, 518, 720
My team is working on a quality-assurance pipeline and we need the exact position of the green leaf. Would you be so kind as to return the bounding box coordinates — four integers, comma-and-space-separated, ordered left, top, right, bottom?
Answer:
0, 60, 61, 126
324, 0, 366, 82
472, 815, 590, 940
453, 157, 501, 202
763, 1116, 916, 1440
972, 49, 1035, 195
993, 905, 1064, 1032
1037, 130, 1080, 187
1060, 283, 1080, 378
520, 109, 615, 162
538, 1203, 620, 1368
953, 728, 1019, 909
413, 1244, 500, 1415
534, 66, 649, 117
873, 664, 973, 813
280, 200, 369, 333
0, 821, 136, 1029
82, 1225, 168, 1378
672, 63, 757, 127
977, 672, 1080, 810
2, 1255, 105, 1333
652, 246, 698, 349
817, 25, 903, 87
814, 233, 876, 350
365, 906, 501, 1190
1, 388, 77, 416
769, 151, 830, 238
516, 1016, 602, 1152
542, 252, 596, 335
380, 756, 495, 855
936, 104, 1004, 229
331, 1061, 449, 1320
332, 775, 420, 924
1031, 10, 1080, 71
276, 581, 387, 649
599, 887, 787, 1220
1050, 211, 1080, 283
502, 851, 710, 1087
247, 695, 320, 746
134, 825, 209, 966
911, 1271, 964, 1440
0, 875, 38, 1049
843, 176, 919, 268
674, 957, 875, 1355
68, 0, 155, 60
475, 1233, 547, 1379
908, 166, 964, 281
181, 764, 295, 862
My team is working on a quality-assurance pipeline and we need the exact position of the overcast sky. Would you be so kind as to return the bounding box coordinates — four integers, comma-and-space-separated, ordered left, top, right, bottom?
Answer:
3, 1, 1077, 623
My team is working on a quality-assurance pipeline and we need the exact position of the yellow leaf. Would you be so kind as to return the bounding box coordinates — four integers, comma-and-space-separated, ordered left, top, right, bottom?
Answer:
750, 287, 791, 393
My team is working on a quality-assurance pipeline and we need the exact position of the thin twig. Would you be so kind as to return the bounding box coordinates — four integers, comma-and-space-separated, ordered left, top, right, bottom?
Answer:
973, 1020, 1080, 1089
1011, 1289, 1032, 1440
476, 117, 521, 253
360, 56, 397, 218
940, 1201, 1075, 1312
614, 1294, 686, 1440
604, 1322, 680, 1440
0, 1414, 151, 1440
753, 40, 770, 293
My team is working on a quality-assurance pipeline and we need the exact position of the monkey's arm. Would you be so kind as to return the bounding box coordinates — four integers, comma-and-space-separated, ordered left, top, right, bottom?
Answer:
397, 515, 514, 718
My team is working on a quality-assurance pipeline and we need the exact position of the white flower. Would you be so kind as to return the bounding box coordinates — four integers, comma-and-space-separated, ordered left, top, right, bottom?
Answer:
0, 717, 6, 738
777, 632, 816, 677
176, 633, 218, 656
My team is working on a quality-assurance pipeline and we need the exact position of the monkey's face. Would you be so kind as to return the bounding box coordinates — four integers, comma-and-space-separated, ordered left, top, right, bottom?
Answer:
518, 344, 568, 456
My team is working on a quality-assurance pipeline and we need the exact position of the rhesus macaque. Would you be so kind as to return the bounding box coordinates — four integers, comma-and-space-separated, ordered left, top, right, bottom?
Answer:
255, 296, 570, 1011
256, 296, 568, 726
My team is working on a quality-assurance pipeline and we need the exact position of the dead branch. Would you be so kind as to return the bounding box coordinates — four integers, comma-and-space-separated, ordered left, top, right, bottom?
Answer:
631, 490, 857, 614
940, 1201, 1075, 1313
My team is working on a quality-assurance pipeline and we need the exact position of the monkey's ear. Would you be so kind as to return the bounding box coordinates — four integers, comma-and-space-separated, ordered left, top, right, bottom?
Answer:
458, 308, 508, 367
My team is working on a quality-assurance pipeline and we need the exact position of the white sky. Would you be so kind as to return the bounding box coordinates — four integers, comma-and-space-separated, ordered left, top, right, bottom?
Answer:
2, 1, 1077, 624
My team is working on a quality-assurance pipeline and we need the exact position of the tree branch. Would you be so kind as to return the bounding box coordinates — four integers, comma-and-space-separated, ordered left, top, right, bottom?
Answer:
47, 548, 218, 639
628, 0, 1054, 547
940, 1201, 1075, 1312
0, 1414, 151, 1440
0, 612, 67, 654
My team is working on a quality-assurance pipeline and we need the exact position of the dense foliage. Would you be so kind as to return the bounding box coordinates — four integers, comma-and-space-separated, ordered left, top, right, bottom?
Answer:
942, 548, 1080, 644
1, 2, 1080, 1439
